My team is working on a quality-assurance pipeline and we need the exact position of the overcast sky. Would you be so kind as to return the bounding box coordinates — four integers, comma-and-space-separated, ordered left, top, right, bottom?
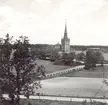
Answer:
0, 0, 108, 45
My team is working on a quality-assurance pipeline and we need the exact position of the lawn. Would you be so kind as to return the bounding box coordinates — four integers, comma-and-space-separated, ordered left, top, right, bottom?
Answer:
3, 99, 107, 105
20, 99, 107, 105
35, 59, 71, 73
32, 60, 108, 98
21, 99, 79, 105
60, 66, 108, 78
35, 77, 108, 98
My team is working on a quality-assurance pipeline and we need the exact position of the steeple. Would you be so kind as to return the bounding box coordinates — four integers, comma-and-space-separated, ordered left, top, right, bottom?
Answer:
64, 19, 68, 38
65, 20, 67, 33
61, 19, 70, 53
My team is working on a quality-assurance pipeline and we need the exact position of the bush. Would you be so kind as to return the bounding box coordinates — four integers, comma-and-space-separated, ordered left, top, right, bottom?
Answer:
70, 61, 83, 66
54, 59, 64, 65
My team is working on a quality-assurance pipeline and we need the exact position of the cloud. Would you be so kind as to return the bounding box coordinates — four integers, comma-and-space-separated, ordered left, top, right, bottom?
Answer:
36, 0, 52, 4
0, 0, 108, 45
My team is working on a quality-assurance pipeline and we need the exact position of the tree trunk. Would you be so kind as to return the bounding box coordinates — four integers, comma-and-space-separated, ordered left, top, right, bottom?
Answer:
16, 95, 20, 105
9, 93, 15, 105
16, 69, 20, 105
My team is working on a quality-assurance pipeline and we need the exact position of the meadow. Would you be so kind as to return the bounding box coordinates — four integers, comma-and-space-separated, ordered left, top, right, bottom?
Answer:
35, 59, 71, 73
35, 77, 108, 98
60, 66, 108, 78
20, 99, 107, 105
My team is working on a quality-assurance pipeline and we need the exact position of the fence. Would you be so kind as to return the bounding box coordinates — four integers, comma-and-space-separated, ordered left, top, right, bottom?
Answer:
45, 64, 107, 79
45, 65, 84, 78
3, 94, 108, 103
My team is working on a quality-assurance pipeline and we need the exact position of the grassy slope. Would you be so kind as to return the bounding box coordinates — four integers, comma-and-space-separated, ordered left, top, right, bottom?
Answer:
20, 99, 107, 105
35, 59, 71, 73
60, 66, 108, 78
36, 66, 108, 97
37, 77, 108, 97
2, 99, 107, 105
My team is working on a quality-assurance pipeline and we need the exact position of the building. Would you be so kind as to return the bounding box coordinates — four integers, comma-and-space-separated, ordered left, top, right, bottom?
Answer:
55, 42, 61, 50
61, 21, 70, 53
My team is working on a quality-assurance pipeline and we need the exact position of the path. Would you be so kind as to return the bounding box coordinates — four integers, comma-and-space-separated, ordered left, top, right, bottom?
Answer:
2, 94, 108, 103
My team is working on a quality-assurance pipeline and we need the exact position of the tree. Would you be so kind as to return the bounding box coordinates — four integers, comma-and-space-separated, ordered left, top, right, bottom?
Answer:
0, 34, 14, 104
95, 51, 104, 66
50, 50, 60, 61
0, 34, 45, 105
76, 52, 85, 61
84, 50, 104, 70
85, 50, 98, 69
62, 52, 76, 65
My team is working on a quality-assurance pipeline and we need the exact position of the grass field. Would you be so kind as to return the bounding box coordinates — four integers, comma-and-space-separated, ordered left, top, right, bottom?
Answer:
60, 66, 108, 78
20, 99, 107, 105
35, 59, 71, 73
2, 99, 107, 105
35, 77, 108, 98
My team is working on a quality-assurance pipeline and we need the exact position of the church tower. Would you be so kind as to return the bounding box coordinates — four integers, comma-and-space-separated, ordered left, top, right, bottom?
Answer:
61, 20, 70, 53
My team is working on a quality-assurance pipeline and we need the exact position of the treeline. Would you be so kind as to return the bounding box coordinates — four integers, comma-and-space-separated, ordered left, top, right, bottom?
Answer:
71, 45, 108, 50
30, 44, 105, 68
30, 44, 108, 52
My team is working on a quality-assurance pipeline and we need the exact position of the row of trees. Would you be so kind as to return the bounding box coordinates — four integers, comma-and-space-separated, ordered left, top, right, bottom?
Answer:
50, 49, 104, 68
53, 52, 85, 66
31, 43, 104, 69
0, 34, 45, 105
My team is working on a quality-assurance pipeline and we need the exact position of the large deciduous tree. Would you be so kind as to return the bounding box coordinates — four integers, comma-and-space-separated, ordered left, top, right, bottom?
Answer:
0, 34, 45, 105
62, 52, 76, 65
50, 50, 60, 61
84, 49, 104, 70
95, 51, 104, 66
76, 52, 85, 61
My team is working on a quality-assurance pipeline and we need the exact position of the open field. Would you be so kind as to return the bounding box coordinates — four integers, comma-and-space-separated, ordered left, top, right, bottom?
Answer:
35, 59, 71, 73
35, 77, 108, 98
60, 66, 108, 78
20, 99, 107, 105
3, 100, 107, 105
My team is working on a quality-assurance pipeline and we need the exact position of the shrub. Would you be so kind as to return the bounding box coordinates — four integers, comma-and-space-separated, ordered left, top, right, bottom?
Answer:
54, 59, 64, 65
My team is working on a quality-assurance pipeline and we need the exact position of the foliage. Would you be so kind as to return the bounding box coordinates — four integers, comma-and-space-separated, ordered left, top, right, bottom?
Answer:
76, 52, 85, 61
95, 51, 104, 66
54, 52, 76, 66
0, 34, 45, 105
62, 52, 76, 65
30, 44, 54, 60
50, 50, 60, 61
54, 59, 64, 65
84, 50, 104, 70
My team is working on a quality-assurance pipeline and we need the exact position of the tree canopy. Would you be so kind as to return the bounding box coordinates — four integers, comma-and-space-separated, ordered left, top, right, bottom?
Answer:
0, 34, 45, 105
84, 49, 104, 70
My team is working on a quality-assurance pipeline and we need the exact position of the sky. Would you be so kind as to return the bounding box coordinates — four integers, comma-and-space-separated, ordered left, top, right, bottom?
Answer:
0, 0, 108, 45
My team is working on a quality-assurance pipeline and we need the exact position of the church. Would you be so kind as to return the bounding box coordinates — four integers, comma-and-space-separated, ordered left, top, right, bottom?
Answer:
55, 21, 70, 54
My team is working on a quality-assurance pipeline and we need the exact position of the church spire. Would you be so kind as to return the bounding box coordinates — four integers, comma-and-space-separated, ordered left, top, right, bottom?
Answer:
61, 19, 70, 53
64, 19, 67, 38
64, 19, 67, 34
